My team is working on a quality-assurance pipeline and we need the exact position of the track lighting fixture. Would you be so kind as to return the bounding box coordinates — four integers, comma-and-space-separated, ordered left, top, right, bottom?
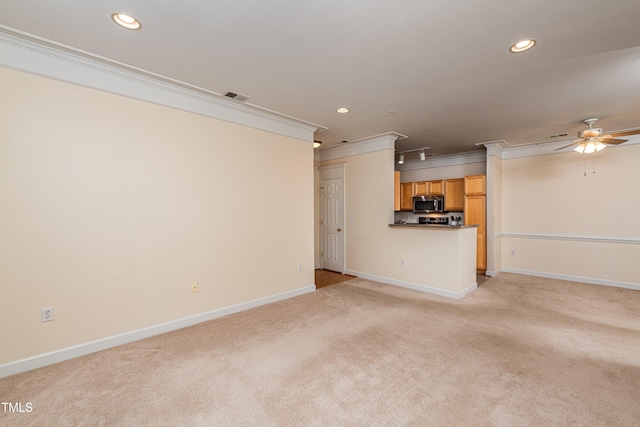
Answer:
397, 147, 431, 164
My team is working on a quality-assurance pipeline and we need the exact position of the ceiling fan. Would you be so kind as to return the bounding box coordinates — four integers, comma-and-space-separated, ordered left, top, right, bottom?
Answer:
554, 118, 637, 153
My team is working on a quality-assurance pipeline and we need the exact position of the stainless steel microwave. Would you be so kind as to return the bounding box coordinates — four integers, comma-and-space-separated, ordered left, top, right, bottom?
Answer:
413, 195, 445, 213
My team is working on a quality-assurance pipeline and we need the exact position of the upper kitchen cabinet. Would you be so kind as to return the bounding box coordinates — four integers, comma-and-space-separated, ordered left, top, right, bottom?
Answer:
464, 174, 486, 195
394, 171, 414, 211
444, 178, 464, 211
394, 171, 418, 211
414, 181, 429, 196
400, 182, 415, 211
428, 180, 444, 195
415, 180, 443, 195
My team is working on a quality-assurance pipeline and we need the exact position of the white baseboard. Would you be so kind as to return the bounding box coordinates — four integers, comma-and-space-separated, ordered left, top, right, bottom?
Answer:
485, 268, 502, 277
345, 270, 477, 300
501, 268, 640, 291
0, 285, 316, 379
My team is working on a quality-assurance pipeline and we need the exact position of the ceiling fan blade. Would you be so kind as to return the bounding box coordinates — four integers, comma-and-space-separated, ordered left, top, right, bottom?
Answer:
554, 142, 578, 151
603, 138, 628, 145
609, 129, 640, 138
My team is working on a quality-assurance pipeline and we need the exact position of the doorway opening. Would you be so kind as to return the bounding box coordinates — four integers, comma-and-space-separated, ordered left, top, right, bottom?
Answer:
315, 269, 356, 289
318, 164, 346, 274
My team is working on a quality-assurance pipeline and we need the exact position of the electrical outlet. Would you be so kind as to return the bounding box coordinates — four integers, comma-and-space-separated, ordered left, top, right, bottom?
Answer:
41, 307, 54, 322
401, 258, 407, 266
191, 282, 198, 293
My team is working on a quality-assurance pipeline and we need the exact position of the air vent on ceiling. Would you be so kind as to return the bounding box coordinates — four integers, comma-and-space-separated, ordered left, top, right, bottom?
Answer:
548, 133, 569, 139
224, 92, 250, 102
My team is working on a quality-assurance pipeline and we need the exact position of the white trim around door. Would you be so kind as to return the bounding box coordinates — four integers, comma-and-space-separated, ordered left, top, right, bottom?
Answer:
318, 163, 346, 273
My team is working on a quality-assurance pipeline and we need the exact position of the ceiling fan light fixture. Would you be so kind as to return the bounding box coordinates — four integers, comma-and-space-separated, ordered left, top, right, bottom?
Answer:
111, 13, 142, 30
555, 117, 633, 154
574, 139, 606, 154
594, 140, 607, 151
510, 38, 536, 53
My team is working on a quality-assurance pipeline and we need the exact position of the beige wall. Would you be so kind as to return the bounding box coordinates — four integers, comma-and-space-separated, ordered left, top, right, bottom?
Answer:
320, 149, 396, 273
0, 67, 315, 365
500, 145, 640, 286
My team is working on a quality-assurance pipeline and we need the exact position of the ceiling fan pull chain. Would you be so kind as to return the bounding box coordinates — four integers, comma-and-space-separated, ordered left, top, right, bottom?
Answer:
584, 159, 587, 176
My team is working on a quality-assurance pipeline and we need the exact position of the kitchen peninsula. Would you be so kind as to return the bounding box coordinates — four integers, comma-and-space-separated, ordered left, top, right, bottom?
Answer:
394, 173, 487, 274
386, 223, 478, 299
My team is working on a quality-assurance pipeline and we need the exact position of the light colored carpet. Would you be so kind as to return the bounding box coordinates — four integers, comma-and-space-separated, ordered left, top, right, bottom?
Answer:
1, 273, 639, 426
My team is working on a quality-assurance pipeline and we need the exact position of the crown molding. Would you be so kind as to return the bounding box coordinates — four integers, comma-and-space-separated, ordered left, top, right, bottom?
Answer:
318, 132, 407, 162
478, 140, 507, 157
480, 135, 640, 160
0, 26, 324, 142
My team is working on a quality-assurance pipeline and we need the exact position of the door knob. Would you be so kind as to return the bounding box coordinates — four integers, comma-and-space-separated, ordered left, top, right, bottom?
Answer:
337, 228, 342, 232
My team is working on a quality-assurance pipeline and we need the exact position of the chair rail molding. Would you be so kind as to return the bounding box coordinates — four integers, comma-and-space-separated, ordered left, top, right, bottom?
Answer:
502, 232, 640, 245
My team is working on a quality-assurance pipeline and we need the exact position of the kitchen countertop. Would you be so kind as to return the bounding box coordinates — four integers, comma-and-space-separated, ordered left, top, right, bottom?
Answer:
388, 223, 478, 229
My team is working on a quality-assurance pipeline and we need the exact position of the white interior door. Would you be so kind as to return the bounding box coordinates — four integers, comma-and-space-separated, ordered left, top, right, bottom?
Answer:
320, 177, 344, 273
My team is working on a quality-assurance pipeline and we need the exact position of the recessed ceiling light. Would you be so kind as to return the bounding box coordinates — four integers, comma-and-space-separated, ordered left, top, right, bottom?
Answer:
111, 13, 142, 30
313, 140, 322, 148
336, 107, 349, 114
510, 38, 536, 53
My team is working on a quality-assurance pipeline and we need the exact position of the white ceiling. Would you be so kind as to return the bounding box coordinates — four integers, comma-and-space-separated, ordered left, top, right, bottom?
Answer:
1, 0, 639, 157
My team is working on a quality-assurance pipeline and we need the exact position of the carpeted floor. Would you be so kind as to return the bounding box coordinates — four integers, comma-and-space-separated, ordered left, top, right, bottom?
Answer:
1, 273, 639, 426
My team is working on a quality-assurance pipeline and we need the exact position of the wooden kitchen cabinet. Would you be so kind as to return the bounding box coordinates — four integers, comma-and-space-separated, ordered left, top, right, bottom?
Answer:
464, 174, 486, 195
414, 181, 428, 195
464, 175, 486, 273
444, 178, 464, 211
393, 172, 414, 211
428, 180, 444, 195
413, 180, 442, 195
465, 195, 486, 272
394, 171, 401, 211
400, 182, 415, 211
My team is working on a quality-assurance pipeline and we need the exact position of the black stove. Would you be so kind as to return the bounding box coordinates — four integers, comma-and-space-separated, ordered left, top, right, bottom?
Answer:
418, 216, 449, 225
